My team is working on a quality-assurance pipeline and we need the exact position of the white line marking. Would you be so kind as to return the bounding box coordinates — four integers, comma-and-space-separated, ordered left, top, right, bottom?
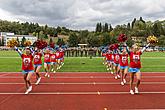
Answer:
0, 82, 165, 85
1, 76, 165, 79
0, 91, 165, 95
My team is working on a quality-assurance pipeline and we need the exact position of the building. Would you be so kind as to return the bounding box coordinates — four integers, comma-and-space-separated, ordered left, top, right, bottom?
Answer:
0, 32, 37, 46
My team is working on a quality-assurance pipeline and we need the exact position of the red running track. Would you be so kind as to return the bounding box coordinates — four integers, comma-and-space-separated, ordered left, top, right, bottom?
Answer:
0, 72, 165, 110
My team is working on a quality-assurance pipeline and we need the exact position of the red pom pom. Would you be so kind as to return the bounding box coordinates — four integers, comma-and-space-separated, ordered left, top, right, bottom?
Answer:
50, 42, 55, 48
117, 34, 127, 42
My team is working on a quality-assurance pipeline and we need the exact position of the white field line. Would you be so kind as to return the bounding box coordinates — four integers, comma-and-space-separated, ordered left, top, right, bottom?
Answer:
0, 91, 165, 95
1, 76, 165, 79
0, 82, 165, 85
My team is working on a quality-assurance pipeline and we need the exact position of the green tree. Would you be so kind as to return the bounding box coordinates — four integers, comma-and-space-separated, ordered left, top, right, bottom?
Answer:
68, 33, 79, 47
16, 37, 20, 47
87, 33, 100, 47
21, 36, 26, 47
57, 38, 65, 45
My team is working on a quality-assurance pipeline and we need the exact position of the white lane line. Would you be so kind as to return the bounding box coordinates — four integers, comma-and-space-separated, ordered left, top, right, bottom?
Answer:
0, 91, 165, 95
0, 82, 165, 85
1, 76, 165, 79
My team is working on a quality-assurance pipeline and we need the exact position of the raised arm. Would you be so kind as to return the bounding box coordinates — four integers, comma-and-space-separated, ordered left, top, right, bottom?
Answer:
141, 43, 150, 53
14, 46, 22, 56
123, 43, 130, 55
29, 47, 35, 56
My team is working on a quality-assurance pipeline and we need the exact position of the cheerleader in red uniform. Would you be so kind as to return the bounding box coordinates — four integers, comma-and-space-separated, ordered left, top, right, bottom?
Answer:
33, 48, 42, 85
113, 50, 120, 79
15, 46, 34, 94
106, 50, 114, 74
44, 48, 51, 77
55, 49, 61, 70
50, 50, 57, 73
125, 43, 150, 95
119, 47, 128, 85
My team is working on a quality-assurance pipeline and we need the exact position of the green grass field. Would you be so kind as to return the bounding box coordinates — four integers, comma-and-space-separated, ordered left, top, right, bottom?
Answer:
0, 51, 165, 72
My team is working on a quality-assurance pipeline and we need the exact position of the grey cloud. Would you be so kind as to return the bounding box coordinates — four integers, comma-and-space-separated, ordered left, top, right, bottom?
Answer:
0, 0, 164, 30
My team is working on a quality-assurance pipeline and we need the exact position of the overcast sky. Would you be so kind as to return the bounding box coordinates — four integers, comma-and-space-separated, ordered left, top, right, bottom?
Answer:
0, 0, 164, 30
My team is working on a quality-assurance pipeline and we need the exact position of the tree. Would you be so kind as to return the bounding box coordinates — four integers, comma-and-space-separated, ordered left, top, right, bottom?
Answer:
57, 26, 62, 34
68, 33, 79, 47
95, 23, 99, 32
131, 18, 136, 29
87, 33, 100, 47
158, 35, 165, 46
56, 38, 65, 45
109, 24, 113, 32
140, 17, 145, 23
16, 37, 20, 47
127, 23, 131, 30
103, 23, 109, 32
152, 23, 160, 37
21, 36, 26, 47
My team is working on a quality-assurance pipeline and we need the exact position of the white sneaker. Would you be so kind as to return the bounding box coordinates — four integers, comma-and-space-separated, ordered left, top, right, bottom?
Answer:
25, 90, 29, 94
45, 73, 48, 77
47, 74, 50, 78
121, 82, 124, 85
111, 72, 113, 74
123, 79, 126, 84
51, 68, 54, 72
35, 77, 41, 85
115, 76, 118, 79
135, 87, 139, 94
117, 75, 120, 78
27, 86, 32, 92
53, 71, 56, 73
107, 68, 109, 71
130, 90, 134, 95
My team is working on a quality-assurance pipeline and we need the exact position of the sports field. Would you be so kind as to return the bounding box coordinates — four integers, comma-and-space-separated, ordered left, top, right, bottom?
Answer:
0, 51, 165, 110
0, 51, 165, 72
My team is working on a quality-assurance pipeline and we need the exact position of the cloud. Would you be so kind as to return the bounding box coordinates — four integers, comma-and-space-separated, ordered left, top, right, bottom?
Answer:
0, 0, 164, 30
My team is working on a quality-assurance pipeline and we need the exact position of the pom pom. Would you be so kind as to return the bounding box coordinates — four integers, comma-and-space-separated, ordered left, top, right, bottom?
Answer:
7, 38, 19, 48
147, 35, 158, 44
24, 40, 32, 47
117, 34, 127, 42
109, 44, 119, 50
49, 42, 55, 49
34, 39, 48, 49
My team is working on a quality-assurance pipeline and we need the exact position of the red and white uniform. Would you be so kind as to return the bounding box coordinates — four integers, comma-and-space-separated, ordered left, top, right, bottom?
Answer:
114, 54, 120, 64
119, 54, 128, 66
55, 51, 61, 59
60, 51, 64, 58
44, 53, 51, 63
102, 53, 107, 57
106, 53, 112, 61
21, 54, 34, 71
34, 53, 42, 65
50, 54, 57, 63
129, 51, 142, 68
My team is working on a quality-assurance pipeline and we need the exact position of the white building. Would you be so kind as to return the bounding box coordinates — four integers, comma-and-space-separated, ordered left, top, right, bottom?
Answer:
0, 32, 37, 46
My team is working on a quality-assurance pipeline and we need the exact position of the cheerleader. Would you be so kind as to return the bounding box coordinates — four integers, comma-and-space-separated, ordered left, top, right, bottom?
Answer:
33, 48, 42, 85
125, 43, 150, 95
15, 46, 34, 94
106, 50, 114, 74
43, 48, 51, 77
119, 47, 128, 85
50, 50, 57, 73
113, 49, 120, 79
